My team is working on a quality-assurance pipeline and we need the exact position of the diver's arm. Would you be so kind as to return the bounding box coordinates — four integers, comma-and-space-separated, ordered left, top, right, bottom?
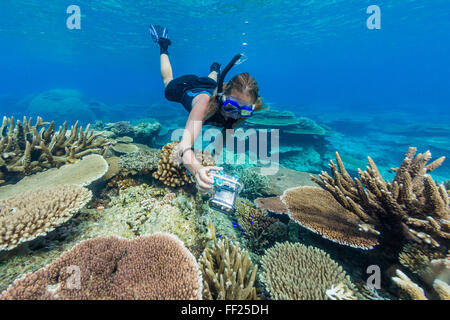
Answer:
178, 96, 207, 173
179, 95, 222, 192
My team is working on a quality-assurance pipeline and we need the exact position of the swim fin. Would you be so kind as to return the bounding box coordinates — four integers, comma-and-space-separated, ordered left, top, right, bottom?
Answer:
149, 24, 171, 54
149, 24, 169, 43
210, 62, 221, 73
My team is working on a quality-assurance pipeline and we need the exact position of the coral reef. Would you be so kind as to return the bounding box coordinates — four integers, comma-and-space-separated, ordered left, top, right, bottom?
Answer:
244, 109, 327, 136
199, 220, 258, 300
153, 141, 215, 187
0, 154, 108, 201
241, 109, 330, 173
0, 116, 111, 185
105, 119, 162, 146
0, 234, 202, 300
311, 148, 449, 249
27, 89, 97, 123
260, 242, 356, 300
0, 185, 92, 251
118, 148, 161, 175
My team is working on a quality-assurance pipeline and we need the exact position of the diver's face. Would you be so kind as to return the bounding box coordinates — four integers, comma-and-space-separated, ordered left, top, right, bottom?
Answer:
221, 90, 255, 120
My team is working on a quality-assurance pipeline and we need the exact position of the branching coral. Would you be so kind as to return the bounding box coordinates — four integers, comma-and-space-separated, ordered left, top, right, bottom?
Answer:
0, 116, 111, 185
153, 141, 215, 187
199, 219, 259, 300
0, 185, 92, 251
311, 148, 449, 249
260, 242, 356, 300
0, 234, 202, 300
235, 168, 270, 201
235, 199, 278, 253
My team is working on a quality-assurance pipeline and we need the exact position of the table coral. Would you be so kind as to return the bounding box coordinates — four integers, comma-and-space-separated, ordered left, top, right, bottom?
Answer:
0, 185, 92, 251
0, 234, 202, 300
0, 154, 108, 201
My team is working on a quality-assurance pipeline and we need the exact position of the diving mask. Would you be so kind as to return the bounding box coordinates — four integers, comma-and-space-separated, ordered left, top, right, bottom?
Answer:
221, 96, 255, 118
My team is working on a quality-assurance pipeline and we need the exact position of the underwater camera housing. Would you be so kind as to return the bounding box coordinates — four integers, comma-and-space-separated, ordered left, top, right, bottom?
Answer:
208, 170, 243, 215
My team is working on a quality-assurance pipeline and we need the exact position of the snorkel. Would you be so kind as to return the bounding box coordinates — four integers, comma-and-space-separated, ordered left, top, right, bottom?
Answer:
216, 53, 245, 104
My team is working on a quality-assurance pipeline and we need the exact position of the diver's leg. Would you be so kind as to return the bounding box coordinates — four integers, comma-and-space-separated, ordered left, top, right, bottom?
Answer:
208, 62, 221, 82
160, 53, 173, 88
207, 71, 218, 82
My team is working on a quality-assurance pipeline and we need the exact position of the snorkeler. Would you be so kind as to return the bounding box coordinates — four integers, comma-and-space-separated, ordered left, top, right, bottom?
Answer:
150, 24, 263, 194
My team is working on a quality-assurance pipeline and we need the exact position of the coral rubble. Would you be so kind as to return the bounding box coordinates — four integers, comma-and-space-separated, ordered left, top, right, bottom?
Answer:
260, 242, 356, 300
0, 234, 202, 300
311, 148, 449, 249
0, 116, 111, 185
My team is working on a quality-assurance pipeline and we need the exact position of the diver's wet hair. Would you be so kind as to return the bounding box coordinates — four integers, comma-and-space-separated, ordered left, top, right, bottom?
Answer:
224, 72, 263, 111
225, 72, 258, 102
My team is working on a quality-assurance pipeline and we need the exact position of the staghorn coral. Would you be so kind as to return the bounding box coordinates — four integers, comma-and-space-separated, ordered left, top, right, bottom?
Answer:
153, 141, 215, 187
325, 283, 357, 300
0, 185, 92, 251
0, 234, 202, 300
311, 148, 449, 249
392, 269, 428, 300
199, 219, 258, 300
0, 115, 111, 185
399, 243, 446, 278
391, 267, 450, 300
0, 154, 108, 201
260, 242, 356, 300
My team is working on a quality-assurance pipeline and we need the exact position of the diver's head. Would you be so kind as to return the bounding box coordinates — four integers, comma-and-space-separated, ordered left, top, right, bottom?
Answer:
220, 72, 262, 120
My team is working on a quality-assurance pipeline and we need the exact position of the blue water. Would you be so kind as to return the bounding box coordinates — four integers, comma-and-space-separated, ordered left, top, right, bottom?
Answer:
1, 0, 449, 180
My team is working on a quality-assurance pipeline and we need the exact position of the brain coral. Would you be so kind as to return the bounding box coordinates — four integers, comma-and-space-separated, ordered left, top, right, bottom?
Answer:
0, 234, 202, 300
0, 185, 92, 251
260, 242, 356, 300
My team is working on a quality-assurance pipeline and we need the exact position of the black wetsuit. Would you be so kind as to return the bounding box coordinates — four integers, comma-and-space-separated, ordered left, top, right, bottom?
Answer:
164, 74, 236, 129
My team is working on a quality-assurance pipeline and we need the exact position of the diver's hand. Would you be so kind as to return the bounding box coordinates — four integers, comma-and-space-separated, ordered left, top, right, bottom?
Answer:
194, 166, 223, 194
